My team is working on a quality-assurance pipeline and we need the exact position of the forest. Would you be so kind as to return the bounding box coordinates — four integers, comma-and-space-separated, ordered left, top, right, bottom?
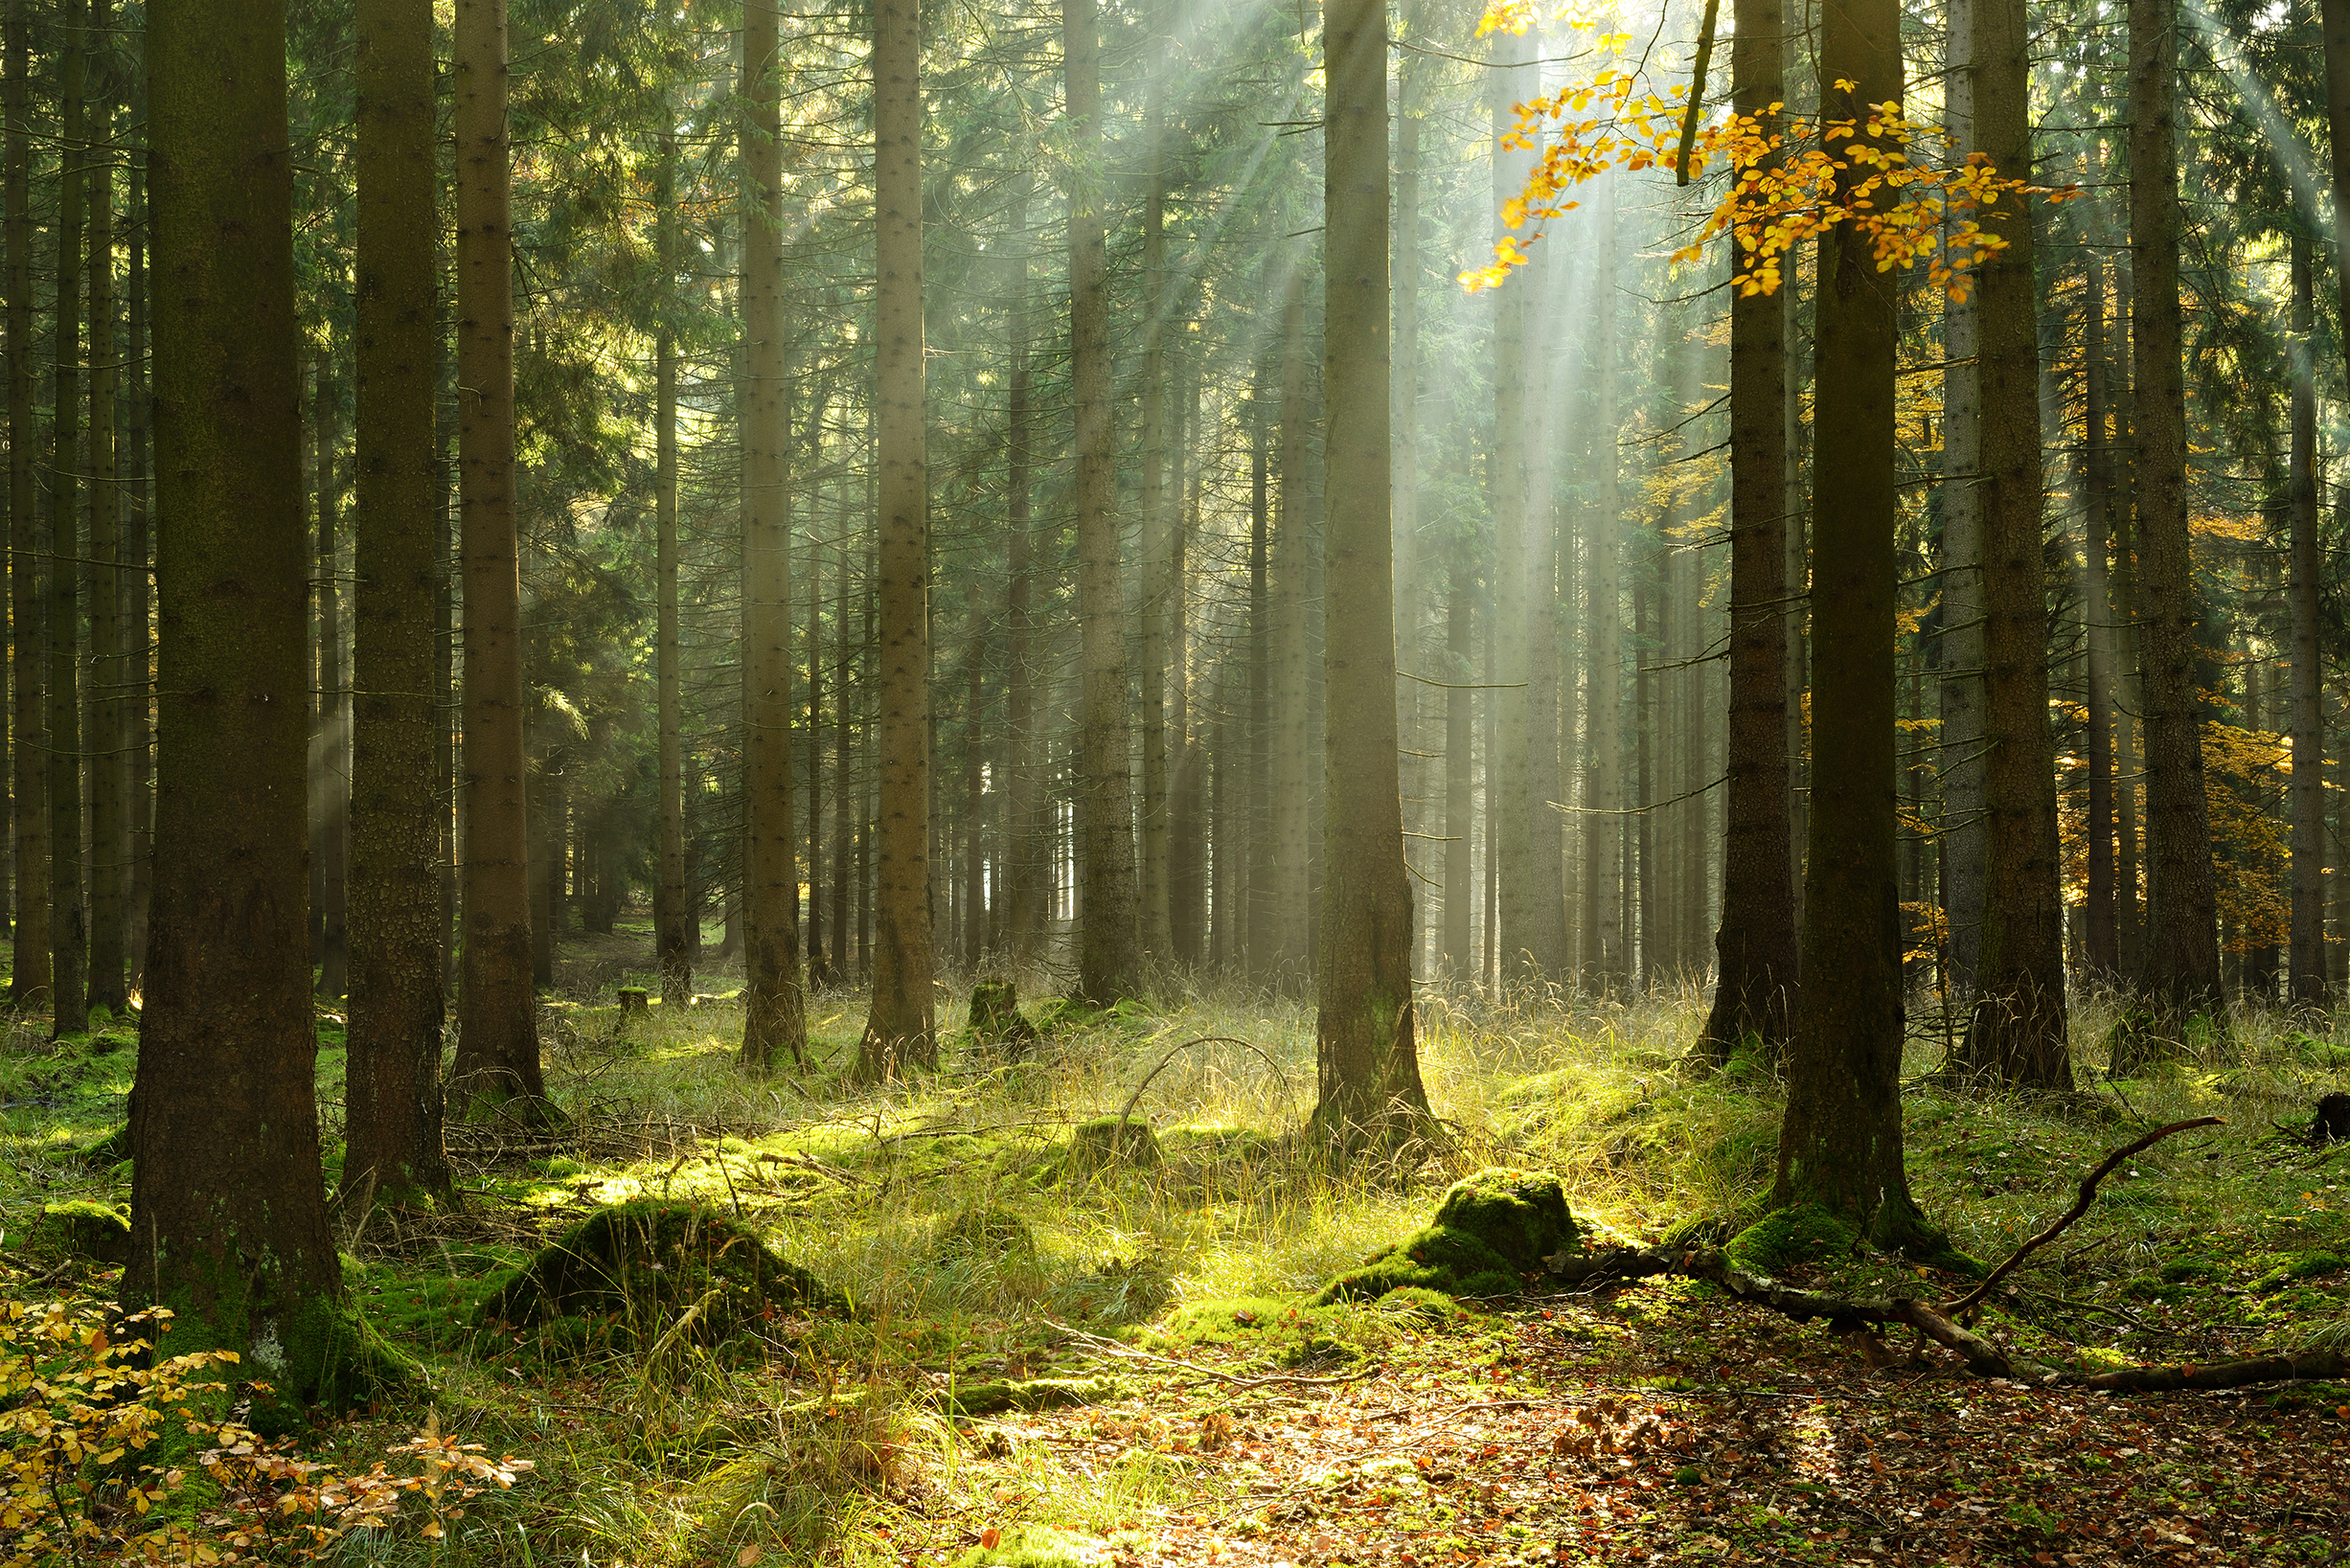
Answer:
3, 0, 2350, 1561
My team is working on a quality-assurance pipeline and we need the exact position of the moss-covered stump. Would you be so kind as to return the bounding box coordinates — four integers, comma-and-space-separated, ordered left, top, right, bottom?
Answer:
931, 1201, 1038, 1262
1063, 1117, 1162, 1177
1723, 1203, 1856, 1275
26, 1200, 132, 1265
967, 978, 1040, 1055
1317, 1168, 1579, 1304
474, 1200, 841, 1346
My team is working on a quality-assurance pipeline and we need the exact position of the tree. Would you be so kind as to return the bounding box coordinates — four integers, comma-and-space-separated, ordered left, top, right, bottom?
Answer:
740, 0, 807, 1073
1312, 0, 1429, 1150
1487, 27, 1535, 986
654, 128, 691, 1007
132, 0, 387, 1410
2127, 0, 2222, 1032
313, 348, 349, 1004
854, 0, 934, 1078
1067, 0, 1137, 1006
448, 0, 553, 1122
1699, 0, 1796, 1062
86, 14, 125, 1018
1958, 0, 2069, 1088
344, 0, 453, 1209
51, 0, 88, 1038
4, 0, 43, 1013
2286, 233, 2326, 1006
1769, 0, 1944, 1255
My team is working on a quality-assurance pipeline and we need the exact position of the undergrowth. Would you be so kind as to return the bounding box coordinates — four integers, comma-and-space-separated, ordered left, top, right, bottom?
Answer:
3, 925, 2345, 1564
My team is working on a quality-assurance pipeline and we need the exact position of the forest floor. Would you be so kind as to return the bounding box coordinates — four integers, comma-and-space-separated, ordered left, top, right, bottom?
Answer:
4, 924, 2349, 1566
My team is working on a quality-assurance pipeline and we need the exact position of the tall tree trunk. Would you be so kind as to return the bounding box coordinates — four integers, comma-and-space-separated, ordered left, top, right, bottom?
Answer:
1247, 370, 1272, 978
314, 345, 349, 1002
830, 508, 852, 970
1488, 27, 1535, 986
1635, 574, 1656, 989
1959, 0, 2068, 1087
1065, 0, 1136, 1005
1137, 39, 1172, 964
739, 0, 806, 1073
2127, 0, 2221, 1027
345, 0, 451, 1208
999, 189, 1037, 964
1938, 0, 1986, 1002
2083, 247, 2117, 979
4, 0, 42, 1011
50, 0, 88, 1037
1585, 180, 1627, 988
1443, 560, 1473, 974
855, 0, 933, 1074
134, 0, 378, 1411
807, 468, 827, 983
125, 136, 149, 987
448, 0, 550, 1121
1771, 0, 1943, 1254
1394, 4, 1426, 969
1314, 0, 1429, 1150
653, 130, 690, 1006
1272, 267, 1312, 985
1169, 352, 1205, 966
1700, 0, 1795, 1060
86, 51, 125, 1017
2110, 239, 2145, 976
2288, 233, 2327, 1007
963, 596, 986, 968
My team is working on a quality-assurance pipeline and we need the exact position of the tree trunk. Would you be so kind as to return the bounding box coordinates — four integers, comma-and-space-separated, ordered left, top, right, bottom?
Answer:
652, 131, 690, 1006
2083, 247, 2117, 979
2128, 0, 2221, 1024
830, 508, 852, 972
1065, 0, 1136, 1006
1938, 0, 1986, 1004
739, 0, 807, 1073
2288, 233, 2327, 1007
344, 0, 451, 1208
854, 0, 934, 1075
4, 0, 43, 1011
1585, 180, 1626, 989
448, 0, 550, 1121
805, 469, 827, 984
1169, 353, 1206, 967
1700, 0, 1794, 1059
50, 0, 88, 1037
1394, 10, 1426, 971
999, 190, 1037, 966
1772, 0, 1943, 1255
1959, 0, 2069, 1088
1247, 370, 1272, 979
134, 0, 379, 1410
1313, 0, 1429, 1151
1443, 559, 1473, 975
1488, 28, 1535, 987
314, 345, 349, 1002
125, 142, 149, 987
1272, 267, 1312, 986
1137, 47, 1172, 965
85, 49, 125, 1017
963, 593, 986, 969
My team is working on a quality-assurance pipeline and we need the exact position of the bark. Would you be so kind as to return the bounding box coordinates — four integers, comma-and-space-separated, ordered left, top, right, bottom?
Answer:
998, 188, 1038, 964
4, 0, 42, 1011
854, 0, 934, 1075
314, 346, 349, 1002
1169, 353, 1206, 966
1704, 11, 1798, 1053
1772, 0, 1942, 1256
51, 0, 88, 1037
1065, 0, 1136, 1006
2288, 234, 2326, 1006
86, 52, 125, 1017
1938, 0, 1985, 1001
739, 0, 807, 1073
1958, 0, 2069, 1088
1312, 0, 1429, 1152
962, 589, 986, 968
830, 511, 852, 971
1443, 560, 1474, 975
1585, 180, 1626, 989
1247, 370, 1271, 977
2128, 0, 2221, 1021
344, 0, 451, 1210
2110, 240, 2145, 976
653, 131, 690, 1006
1137, 47, 1171, 964
1488, 29, 1535, 986
134, 0, 376, 1408
1271, 268, 1312, 985
808, 470, 828, 983
2083, 248, 2117, 979
449, 0, 551, 1122
125, 151, 150, 986
1394, 11, 1426, 968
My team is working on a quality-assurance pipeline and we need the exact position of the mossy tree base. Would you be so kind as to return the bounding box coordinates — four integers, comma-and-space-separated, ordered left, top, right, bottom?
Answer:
1317, 1169, 1579, 1304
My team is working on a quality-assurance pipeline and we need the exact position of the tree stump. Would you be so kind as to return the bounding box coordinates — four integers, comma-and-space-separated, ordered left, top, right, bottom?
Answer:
2314, 1092, 2350, 1146
617, 987, 650, 1017
967, 977, 1039, 1056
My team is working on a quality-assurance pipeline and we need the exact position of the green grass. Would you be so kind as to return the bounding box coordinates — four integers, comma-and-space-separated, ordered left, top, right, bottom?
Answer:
5, 947, 2349, 1564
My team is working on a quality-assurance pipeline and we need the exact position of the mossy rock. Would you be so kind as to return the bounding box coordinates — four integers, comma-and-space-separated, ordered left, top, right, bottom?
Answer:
78, 1124, 132, 1169
1316, 1168, 1578, 1304
1063, 1117, 1162, 1176
473, 1199, 841, 1347
938, 1375, 1119, 1418
1723, 1203, 1857, 1276
2252, 1251, 2347, 1294
966, 978, 1041, 1054
27, 1200, 131, 1265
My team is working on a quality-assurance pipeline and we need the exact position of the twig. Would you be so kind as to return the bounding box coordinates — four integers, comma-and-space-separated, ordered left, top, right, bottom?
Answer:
1115, 1036, 1299, 1130
1942, 1116, 2223, 1321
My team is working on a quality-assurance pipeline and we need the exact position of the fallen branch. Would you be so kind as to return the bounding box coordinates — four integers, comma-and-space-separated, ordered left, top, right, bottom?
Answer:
1942, 1116, 2223, 1321
2082, 1350, 2350, 1393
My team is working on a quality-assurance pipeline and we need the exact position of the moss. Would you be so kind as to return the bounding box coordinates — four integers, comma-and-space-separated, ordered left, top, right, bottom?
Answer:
28, 1199, 131, 1265
1723, 1204, 1856, 1275
965, 978, 1040, 1053
2252, 1251, 2346, 1294
951, 1524, 1117, 1567
78, 1123, 132, 1168
473, 1200, 841, 1349
1063, 1117, 1162, 1176
937, 1375, 1119, 1418
1316, 1168, 1578, 1304
932, 1201, 1038, 1261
